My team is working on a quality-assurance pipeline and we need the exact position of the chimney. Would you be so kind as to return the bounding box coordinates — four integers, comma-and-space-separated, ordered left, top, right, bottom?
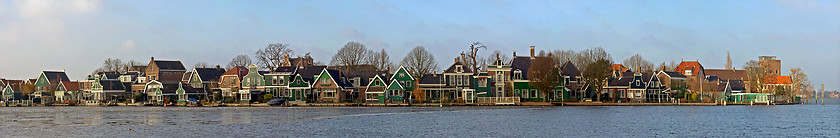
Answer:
530, 46, 535, 58
216, 65, 221, 69
151, 56, 154, 61
512, 51, 516, 57
455, 57, 459, 63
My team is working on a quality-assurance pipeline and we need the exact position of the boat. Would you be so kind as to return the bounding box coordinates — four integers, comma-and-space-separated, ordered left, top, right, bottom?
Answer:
267, 98, 286, 106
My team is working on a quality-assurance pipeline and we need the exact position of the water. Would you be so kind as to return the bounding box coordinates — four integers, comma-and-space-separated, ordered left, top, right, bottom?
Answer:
1, 100, 839, 137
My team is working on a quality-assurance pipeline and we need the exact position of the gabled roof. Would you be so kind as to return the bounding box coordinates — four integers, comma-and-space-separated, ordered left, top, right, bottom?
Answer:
297, 66, 328, 83
560, 60, 581, 81
607, 74, 634, 87
152, 60, 186, 70
674, 61, 703, 75
193, 68, 227, 82
42, 71, 70, 84
222, 66, 249, 79
96, 72, 121, 80
345, 70, 389, 86
704, 69, 747, 81
60, 81, 81, 91
659, 71, 687, 79
419, 74, 444, 84
390, 66, 415, 80
159, 82, 203, 94
444, 61, 473, 74
99, 80, 126, 91
386, 79, 404, 90
510, 56, 533, 79
325, 69, 353, 87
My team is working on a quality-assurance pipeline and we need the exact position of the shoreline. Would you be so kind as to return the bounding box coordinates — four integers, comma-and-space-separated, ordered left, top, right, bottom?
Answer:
4, 101, 795, 107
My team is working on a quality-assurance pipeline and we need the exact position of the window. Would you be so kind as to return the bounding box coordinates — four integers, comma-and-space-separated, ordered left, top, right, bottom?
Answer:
375, 80, 380, 86
515, 89, 520, 97
324, 89, 336, 98
321, 77, 331, 85
618, 90, 625, 98
450, 75, 455, 86
369, 78, 374, 84
462, 75, 469, 86
353, 77, 360, 86
400, 73, 404, 78
456, 75, 462, 86
531, 89, 538, 98
635, 80, 640, 86
479, 78, 487, 87
513, 70, 522, 80
272, 76, 278, 85
456, 66, 463, 73
406, 81, 411, 87
685, 69, 693, 75
278, 76, 285, 85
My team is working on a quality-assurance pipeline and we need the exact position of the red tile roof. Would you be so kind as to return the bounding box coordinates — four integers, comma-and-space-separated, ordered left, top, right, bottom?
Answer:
764, 75, 792, 84
221, 66, 249, 81
611, 64, 630, 72
674, 61, 703, 76
60, 81, 82, 91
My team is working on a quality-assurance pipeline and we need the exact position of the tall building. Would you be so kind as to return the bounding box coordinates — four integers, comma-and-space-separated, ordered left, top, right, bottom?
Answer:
758, 56, 781, 75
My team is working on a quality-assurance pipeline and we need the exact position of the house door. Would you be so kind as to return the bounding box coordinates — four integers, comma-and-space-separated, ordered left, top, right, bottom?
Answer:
294, 90, 302, 101
463, 89, 475, 103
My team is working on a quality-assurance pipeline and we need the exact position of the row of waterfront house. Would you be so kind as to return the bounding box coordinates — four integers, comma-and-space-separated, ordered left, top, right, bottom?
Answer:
0, 46, 795, 106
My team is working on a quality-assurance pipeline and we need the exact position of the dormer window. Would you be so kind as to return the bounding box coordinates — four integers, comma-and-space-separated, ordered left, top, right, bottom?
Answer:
513, 70, 522, 80
635, 80, 640, 86
456, 65, 463, 73
685, 69, 693, 75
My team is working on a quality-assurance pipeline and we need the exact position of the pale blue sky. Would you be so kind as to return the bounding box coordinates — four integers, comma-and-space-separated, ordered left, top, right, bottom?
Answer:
1, 0, 839, 90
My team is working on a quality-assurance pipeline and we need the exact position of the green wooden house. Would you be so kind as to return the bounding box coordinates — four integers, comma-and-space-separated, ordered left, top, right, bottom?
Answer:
285, 74, 311, 103
388, 66, 415, 102
385, 79, 405, 103
264, 67, 297, 99
364, 75, 387, 103
471, 72, 493, 97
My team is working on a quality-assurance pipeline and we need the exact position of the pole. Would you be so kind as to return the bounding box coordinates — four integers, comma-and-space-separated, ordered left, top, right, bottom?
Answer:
821, 84, 824, 105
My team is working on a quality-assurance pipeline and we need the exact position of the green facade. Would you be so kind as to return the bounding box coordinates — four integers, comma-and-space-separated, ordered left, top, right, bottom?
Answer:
241, 65, 264, 88
390, 66, 415, 91
34, 73, 50, 87
285, 75, 310, 102
512, 81, 568, 101
471, 73, 492, 97
383, 80, 405, 103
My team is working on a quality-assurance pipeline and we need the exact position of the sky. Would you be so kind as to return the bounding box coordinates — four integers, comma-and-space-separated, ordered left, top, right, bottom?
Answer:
0, 0, 839, 90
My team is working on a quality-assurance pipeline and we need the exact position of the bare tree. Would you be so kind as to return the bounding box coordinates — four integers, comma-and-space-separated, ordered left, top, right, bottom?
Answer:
400, 46, 439, 79
486, 50, 510, 65
465, 42, 487, 74
194, 62, 210, 68
657, 61, 680, 71
528, 51, 559, 102
789, 67, 810, 101
551, 49, 578, 65
622, 54, 654, 72
227, 54, 253, 69
255, 43, 293, 71
330, 41, 371, 71
576, 47, 610, 72
582, 59, 613, 102
578, 47, 613, 102
370, 48, 393, 71
93, 58, 127, 74
744, 60, 771, 93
